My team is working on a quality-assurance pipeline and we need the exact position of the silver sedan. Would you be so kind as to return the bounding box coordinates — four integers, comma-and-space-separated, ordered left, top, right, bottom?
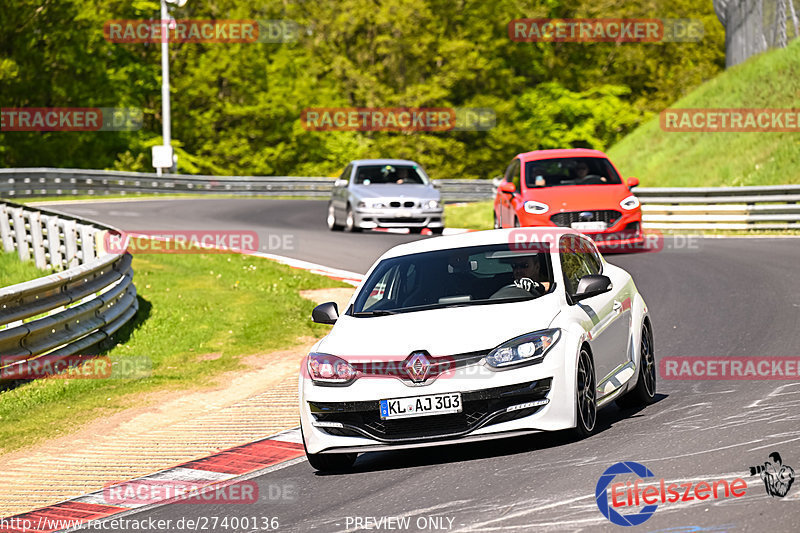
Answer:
327, 159, 445, 234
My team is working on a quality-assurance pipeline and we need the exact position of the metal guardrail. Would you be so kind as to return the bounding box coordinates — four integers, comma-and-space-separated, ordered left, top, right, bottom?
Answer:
2, 168, 799, 230
0, 200, 138, 371
636, 185, 800, 230
0, 168, 490, 202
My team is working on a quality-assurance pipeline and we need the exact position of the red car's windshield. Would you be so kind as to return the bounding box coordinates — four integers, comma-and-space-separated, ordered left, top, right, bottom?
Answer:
524, 157, 621, 188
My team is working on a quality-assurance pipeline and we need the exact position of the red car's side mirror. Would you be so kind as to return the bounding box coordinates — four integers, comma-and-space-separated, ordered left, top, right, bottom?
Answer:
627, 177, 640, 188
499, 182, 516, 194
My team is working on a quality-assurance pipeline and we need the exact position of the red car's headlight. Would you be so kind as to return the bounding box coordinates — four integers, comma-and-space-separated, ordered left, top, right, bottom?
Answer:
620, 195, 640, 210
306, 353, 357, 384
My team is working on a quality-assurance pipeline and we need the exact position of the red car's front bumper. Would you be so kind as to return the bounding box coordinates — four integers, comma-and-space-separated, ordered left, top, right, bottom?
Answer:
517, 209, 644, 252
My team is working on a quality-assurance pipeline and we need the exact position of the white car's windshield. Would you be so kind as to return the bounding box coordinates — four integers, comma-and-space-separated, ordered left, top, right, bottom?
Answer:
351, 243, 553, 316
524, 157, 621, 187
354, 164, 428, 185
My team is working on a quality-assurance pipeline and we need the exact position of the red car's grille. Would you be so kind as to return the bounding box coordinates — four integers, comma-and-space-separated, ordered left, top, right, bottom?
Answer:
550, 210, 622, 227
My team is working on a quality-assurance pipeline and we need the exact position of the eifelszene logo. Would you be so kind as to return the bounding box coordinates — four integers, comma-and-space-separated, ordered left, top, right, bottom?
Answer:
596, 461, 748, 526
748, 451, 795, 498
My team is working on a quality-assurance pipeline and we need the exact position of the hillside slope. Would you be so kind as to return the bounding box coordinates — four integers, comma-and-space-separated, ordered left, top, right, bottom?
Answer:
608, 39, 800, 187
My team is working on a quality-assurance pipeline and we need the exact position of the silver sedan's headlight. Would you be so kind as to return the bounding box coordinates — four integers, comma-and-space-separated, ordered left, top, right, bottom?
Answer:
485, 329, 561, 368
357, 200, 386, 209
425, 199, 441, 209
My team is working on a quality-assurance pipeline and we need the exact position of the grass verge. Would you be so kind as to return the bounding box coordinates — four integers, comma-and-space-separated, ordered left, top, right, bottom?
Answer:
445, 201, 493, 230
0, 252, 52, 288
0, 251, 348, 455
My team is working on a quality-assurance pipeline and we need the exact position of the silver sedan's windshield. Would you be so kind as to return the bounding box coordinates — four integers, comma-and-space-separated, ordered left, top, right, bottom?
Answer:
354, 164, 428, 185
351, 243, 553, 316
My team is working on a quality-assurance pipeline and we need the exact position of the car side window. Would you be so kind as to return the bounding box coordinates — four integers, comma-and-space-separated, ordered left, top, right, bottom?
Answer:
577, 237, 602, 274
511, 160, 521, 191
338, 164, 352, 185
560, 235, 596, 295
503, 159, 516, 183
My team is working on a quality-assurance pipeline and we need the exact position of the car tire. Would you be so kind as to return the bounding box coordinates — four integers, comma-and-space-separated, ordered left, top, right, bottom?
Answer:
574, 347, 597, 438
616, 321, 656, 409
429, 227, 444, 235
409, 227, 424, 234
344, 205, 361, 233
514, 216, 521, 228
327, 204, 343, 231
493, 212, 501, 229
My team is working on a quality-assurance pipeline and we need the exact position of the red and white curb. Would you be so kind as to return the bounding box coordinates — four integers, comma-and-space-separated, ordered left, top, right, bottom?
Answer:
1, 429, 304, 533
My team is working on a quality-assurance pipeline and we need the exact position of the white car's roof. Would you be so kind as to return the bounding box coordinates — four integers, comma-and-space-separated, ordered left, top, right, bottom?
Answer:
350, 159, 422, 166
379, 227, 585, 260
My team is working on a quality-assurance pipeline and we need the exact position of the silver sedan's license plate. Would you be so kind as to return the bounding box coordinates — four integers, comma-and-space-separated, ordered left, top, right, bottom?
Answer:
379, 393, 462, 420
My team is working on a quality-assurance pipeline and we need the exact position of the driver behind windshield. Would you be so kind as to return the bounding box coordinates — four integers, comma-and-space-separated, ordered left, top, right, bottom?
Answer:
572, 160, 607, 183
508, 254, 550, 292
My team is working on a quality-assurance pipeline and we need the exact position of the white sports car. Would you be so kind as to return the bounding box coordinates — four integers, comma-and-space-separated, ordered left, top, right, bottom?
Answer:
299, 228, 655, 471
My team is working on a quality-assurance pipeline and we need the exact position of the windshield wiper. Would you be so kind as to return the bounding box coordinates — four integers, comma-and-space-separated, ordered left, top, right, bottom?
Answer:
352, 310, 398, 317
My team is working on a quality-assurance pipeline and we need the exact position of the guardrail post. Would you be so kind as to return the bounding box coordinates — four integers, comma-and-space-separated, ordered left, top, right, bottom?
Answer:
63, 219, 79, 268
11, 208, 30, 262
1, 205, 15, 252
43, 214, 63, 270
79, 225, 95, 264
28, 211, 47, 270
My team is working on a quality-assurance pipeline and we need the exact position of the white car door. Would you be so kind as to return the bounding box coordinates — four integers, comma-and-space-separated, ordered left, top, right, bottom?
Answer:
560, 236, 631, 398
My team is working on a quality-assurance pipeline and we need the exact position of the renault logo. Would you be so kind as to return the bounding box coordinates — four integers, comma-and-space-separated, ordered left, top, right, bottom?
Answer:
404, 352, 431, 383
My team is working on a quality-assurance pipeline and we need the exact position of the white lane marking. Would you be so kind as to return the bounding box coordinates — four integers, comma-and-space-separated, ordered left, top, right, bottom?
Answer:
107, 210, 140, 217
250, 251, 365, 281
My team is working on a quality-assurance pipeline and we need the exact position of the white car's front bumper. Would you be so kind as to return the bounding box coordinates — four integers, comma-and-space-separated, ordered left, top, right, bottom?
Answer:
300, 348, 576, 455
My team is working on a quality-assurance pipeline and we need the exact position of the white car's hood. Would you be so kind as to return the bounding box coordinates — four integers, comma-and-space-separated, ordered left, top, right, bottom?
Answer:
318, 294, 561, 359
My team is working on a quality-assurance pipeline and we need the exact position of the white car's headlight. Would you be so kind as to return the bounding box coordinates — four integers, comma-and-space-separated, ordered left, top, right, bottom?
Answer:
523, 200, 549, 214
620, 195, 640, 210
485, 329, 561, 368
426, 199, 441, 209
307, 353, 357, 384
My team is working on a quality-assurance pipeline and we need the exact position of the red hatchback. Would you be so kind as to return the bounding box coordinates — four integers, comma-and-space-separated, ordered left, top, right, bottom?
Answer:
493, 149, 643, 248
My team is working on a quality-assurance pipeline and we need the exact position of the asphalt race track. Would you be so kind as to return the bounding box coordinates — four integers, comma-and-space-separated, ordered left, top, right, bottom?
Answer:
51, 199, 800, 532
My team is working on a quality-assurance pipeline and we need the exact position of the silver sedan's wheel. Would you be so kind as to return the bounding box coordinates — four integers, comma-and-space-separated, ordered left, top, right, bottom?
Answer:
344, 205, 361, 233
574, 348, 597, 438
327, 204, 343, 231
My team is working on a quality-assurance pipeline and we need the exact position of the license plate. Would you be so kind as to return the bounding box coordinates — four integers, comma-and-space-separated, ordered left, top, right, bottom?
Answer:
571, 221, 607, 231
396, 209, 412, 217
379, 393, 462, 420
